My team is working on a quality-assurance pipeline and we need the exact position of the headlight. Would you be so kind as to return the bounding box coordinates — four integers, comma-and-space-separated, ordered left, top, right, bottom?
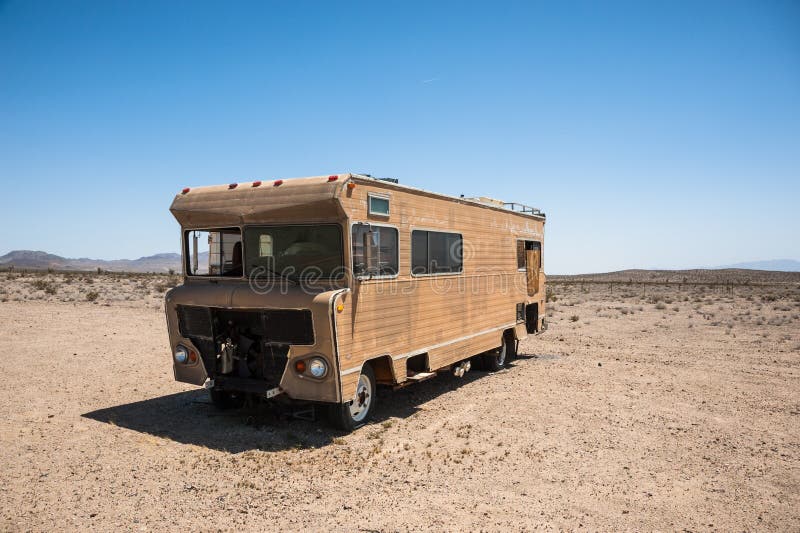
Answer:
174, 345, 189, 364
308, 357, 328, 378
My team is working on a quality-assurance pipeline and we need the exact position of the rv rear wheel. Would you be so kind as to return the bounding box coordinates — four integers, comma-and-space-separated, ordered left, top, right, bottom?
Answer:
484, 335, 510, 372
209, 388, 245, 410
328, 364, 376, 431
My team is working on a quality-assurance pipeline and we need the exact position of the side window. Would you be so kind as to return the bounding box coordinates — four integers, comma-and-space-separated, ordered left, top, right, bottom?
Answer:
351, 224, 398, 277
368, 194, 390, 216
411, 230, 463, 275
185, 228, 242, 276
517, 240, 542, 269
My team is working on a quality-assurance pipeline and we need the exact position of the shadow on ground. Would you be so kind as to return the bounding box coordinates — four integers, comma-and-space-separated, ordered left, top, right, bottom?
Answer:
82, 351, 558, 453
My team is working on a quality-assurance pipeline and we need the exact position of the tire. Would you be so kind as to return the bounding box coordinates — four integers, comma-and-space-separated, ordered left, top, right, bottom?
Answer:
328, 364, 376, 431
484, 334, 510, 372
209, 388, 245, 410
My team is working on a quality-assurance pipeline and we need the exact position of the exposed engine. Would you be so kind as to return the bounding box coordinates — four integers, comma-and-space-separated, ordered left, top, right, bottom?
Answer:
212, 318, 290, 383
176, 305, 313, 387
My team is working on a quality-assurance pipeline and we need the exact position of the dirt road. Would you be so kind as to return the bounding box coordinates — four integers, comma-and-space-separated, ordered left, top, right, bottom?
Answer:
1, 281, 798, 531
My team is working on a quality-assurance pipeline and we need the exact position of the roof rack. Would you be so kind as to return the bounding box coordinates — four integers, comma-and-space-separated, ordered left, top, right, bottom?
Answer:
503, 202, 544, 217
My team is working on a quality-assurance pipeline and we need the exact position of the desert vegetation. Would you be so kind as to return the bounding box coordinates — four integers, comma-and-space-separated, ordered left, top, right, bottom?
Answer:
0, 268, 180, 308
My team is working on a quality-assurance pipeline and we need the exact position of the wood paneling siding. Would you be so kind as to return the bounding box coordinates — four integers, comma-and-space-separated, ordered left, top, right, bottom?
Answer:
334, 176, 545, 398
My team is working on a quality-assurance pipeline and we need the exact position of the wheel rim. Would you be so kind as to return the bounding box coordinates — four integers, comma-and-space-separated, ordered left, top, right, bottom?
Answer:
497, 341, 507, 366
349, 372, 372, 422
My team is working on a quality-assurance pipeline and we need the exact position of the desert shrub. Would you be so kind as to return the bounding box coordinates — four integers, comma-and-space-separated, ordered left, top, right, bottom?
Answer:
570, 315, 579, 322
655, 303, 666, 310
31, 279, 58, 294
86, 291, 100, 302
546, 287, 557, 303
154, 282, 174, 293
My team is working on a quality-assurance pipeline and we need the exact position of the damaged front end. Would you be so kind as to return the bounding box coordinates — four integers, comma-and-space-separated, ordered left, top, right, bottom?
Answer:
164, 284, 344, 404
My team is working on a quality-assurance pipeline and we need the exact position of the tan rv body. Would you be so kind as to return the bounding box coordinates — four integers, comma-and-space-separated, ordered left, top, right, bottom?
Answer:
165, 174, 545, 417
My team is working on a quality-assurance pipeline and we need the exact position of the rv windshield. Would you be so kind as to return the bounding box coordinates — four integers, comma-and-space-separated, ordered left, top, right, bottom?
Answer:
244, 224, 344, 280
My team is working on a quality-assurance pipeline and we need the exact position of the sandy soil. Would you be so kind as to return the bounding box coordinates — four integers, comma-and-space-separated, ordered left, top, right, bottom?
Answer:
1, 274, 798, 531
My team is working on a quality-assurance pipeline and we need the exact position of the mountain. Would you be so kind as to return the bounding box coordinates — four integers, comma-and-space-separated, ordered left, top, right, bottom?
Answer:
0, 250, 182, 273
713, 259, 800, 272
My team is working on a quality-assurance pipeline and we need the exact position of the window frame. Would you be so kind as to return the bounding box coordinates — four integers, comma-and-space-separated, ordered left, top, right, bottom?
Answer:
349, 221, 400, 280
367, 193, 391, 217
409, 227, 464, 277
516, 238, 542, 271
183, 226, 245, 279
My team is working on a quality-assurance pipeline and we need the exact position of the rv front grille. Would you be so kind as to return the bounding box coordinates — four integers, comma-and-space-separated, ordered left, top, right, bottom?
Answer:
177, 305, 213, 339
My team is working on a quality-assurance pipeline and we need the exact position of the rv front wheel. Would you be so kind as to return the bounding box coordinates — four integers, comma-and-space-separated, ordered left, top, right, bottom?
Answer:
328, 364, 376, 431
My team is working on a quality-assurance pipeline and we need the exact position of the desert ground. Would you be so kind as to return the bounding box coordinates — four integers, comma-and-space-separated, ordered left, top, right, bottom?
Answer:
1, 270, 799, 531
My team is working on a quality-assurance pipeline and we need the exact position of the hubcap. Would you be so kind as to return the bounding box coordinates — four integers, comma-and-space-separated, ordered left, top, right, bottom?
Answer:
349, 373, 372, 422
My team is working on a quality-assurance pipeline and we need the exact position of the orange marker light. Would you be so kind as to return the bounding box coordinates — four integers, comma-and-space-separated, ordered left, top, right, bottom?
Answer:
347, 182, 356, 190
188, 350, 198, 363
295, 360, 306, 373
336, 303, 344, 313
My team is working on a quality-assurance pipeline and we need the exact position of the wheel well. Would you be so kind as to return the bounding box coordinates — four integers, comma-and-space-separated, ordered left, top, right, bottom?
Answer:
366, 355, 395, 385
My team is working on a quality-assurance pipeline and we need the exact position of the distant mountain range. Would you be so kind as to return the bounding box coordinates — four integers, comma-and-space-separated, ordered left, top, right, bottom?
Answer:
0, 250, 184, 273
713, 259, 800, 272
1, 249, 798, 275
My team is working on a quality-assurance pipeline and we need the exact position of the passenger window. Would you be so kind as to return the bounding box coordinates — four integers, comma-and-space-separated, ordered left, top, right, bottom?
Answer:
517, 240, 542, 269
352, 224, 398, 277
186, 228, 242, 276
411, 230, 463, 275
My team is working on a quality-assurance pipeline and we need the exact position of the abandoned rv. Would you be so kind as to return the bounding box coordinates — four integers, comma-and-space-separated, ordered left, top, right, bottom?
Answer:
165, 174, 546, 430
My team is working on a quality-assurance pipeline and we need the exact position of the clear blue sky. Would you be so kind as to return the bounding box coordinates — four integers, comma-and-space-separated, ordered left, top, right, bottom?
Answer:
1, 0, 798, 273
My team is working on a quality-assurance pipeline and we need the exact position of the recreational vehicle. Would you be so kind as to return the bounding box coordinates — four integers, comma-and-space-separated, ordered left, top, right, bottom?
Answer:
164, 174, 546, 430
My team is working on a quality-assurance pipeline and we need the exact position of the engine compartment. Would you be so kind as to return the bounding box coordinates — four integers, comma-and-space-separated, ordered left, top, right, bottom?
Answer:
176, 305, 314, 388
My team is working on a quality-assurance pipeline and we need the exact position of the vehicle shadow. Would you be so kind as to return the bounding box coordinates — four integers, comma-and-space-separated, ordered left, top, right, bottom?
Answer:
81, 352, 550, 454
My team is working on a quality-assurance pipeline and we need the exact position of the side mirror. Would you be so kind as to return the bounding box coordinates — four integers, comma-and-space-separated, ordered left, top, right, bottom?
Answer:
363, 229, 380, 275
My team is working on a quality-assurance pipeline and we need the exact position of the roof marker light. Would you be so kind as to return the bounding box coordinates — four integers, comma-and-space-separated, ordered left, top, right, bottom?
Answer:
274, 179, 284, 187
229, 183, 238, 189
252, 180, 262, 187
327, 175, 338, 182
181, 187, 190, 194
